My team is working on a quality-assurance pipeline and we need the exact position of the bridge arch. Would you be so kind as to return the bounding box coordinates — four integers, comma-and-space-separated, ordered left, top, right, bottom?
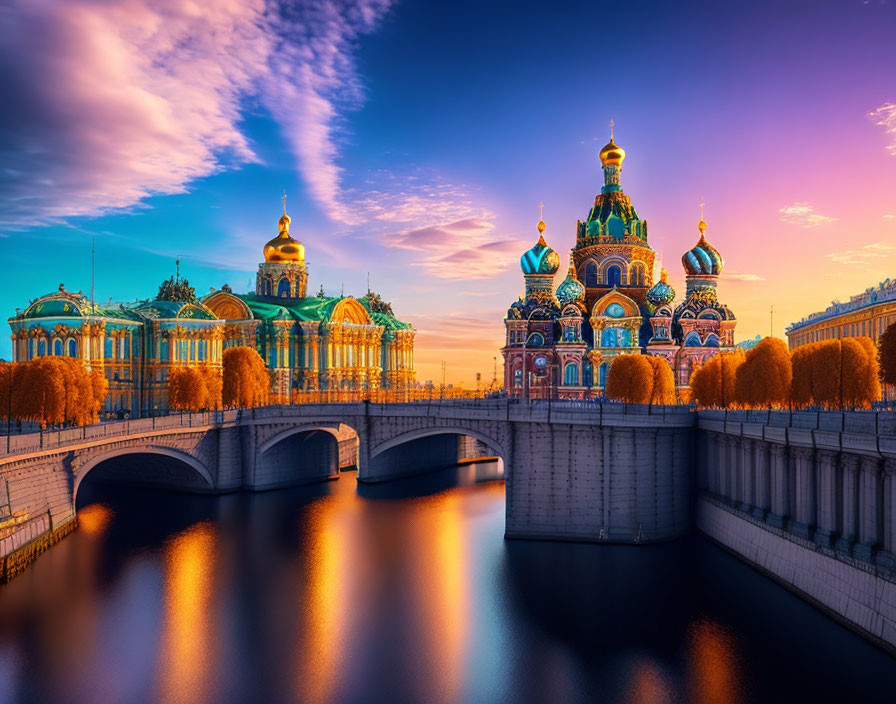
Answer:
364, 425, 506, 483
74, 446, 215, 502
255, 422, 360, 490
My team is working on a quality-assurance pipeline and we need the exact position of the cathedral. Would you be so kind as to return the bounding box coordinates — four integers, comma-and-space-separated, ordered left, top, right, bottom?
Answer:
502, 130, 736, 399
7, 207, 416, 415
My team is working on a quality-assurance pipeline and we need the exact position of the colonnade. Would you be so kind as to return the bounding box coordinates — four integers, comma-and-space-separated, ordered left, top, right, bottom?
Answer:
698, 428, 896, 568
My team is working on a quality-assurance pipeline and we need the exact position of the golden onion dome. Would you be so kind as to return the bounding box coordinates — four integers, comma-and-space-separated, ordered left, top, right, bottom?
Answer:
263, 213, 305, 263
599, 138, 626, 167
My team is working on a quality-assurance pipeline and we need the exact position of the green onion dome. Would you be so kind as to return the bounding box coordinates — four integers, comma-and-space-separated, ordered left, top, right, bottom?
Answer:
555, 260, 585, 305
520, 232, 560, 276
646, 268, 676, 307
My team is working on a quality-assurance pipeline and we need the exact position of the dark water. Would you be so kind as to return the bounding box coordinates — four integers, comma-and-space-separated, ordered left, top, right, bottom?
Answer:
2, 463, 896, 704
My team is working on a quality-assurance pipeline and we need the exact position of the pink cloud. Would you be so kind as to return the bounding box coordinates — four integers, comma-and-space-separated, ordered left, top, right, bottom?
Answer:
0, 0, 392, 229
869, 102, 896, 156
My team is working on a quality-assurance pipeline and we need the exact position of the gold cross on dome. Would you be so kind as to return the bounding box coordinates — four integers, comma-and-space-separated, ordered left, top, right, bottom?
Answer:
610, 118, 614, 141
538, 202, 544, 221
699, 197, 705, 221
281, 190, 287, 215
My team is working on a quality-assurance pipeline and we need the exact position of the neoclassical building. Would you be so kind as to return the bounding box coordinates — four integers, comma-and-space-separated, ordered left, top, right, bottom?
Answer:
8, 208, 415, 415
502, 131, 736, 399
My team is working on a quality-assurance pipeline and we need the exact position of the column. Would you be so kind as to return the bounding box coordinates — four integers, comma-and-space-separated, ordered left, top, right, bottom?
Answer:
789, 446, 815, 540
752, 441, 771, 520
739, 438, 754, 512
814, 450, 839, 548
725, 436, 740, 505
705, 433, 719, 495
879, 458, 896, 568
768, 443, 789, 529
835, 454, 860, 555
854, 456, 882, 563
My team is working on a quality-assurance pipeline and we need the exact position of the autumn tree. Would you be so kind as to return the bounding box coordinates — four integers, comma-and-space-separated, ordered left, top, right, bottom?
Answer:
222, 347, 270, 408
605, 354, 656, 404
1, 357, 107, 426
197, 365, 223, 410
168, 365, 222, 412
790, 338, 880, 409
689, 350, 745, 408
648, 355, 676, 405
734, 337, 792, 408
880, 322, 896, 387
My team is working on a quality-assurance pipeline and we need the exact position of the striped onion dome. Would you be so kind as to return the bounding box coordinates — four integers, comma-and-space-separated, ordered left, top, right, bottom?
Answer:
520, 233, 561, 276
681, 220, 723, 275
646, 268, 676, 307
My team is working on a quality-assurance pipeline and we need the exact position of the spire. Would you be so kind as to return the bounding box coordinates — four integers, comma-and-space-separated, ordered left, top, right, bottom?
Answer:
698, 197, 707, 235
610, 118, 614, 142
175, 256, 180, 284
537, 202, 546, 233
281, 190, 287, 216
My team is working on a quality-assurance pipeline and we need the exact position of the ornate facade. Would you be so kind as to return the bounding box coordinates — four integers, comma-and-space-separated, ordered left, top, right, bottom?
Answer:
8, 208, 415, 415
786, 277, 896, 400
502, 132, 736, 399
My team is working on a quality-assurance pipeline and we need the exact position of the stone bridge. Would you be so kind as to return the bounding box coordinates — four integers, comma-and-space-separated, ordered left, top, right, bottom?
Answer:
0, 400, 695, 565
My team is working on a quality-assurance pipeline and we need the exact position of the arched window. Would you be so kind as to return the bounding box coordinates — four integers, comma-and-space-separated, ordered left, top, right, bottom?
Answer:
277, 278, 291, 298
630, 265, 645, 286
54, 339, 63, 356
161, 339, 169, 361
37, 339, 46, 356
564, 362, 579, 386
263, 278, 272, 296
526, 332, 545, 346
104, 337, 113, 358
584, 261, 598, 287
514, 367, 523, 387
583, 360, 593, 387
705, 334, 721, 348
67, 339, 77, 357
684, 332, 702, 347
605, 302, 625, 318
599, 361, 609, 387
606, 265, 621, 287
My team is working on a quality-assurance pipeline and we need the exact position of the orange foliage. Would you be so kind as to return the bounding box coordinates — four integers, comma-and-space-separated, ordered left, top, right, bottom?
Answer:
605, 354, 675, 404
222, 347, 270, 408
648, 356, 676, 405
734, 337, 792, 408
689, 351, 745, 408
880, 322, 896, 387
790, 338, 880, 409
0, 357, 107, 426
168, 365, 222, 411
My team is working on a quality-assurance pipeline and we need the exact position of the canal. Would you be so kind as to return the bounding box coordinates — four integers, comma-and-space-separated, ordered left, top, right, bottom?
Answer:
1, 461, 896, 703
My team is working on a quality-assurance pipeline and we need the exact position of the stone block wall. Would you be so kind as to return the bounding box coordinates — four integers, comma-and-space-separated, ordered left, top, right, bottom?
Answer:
696, 410, 896, 652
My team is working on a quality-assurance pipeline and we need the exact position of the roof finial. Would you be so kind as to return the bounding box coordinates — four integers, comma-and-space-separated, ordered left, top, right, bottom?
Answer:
610, 118, 614, 142
537, 202, 546, 233
175, 256, 180, 284
281, 190, 287, 215
698, 197, 707, 234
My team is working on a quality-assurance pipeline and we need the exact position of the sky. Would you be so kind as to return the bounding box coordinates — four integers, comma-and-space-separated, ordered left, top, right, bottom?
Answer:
1, 0, 895, 385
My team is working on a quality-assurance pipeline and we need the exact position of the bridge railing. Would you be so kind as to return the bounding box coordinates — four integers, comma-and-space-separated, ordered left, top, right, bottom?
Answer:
1, 399, 699, 458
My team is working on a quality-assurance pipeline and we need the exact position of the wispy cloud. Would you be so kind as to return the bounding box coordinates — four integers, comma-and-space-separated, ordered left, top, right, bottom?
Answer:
884, 214, 896, 220
869, 102, 896, 156
778, 202, 837, 228
724, 272, 765, 282
383, 215, 526, 279
826, 242, 893, 265
0, 0, 393, 230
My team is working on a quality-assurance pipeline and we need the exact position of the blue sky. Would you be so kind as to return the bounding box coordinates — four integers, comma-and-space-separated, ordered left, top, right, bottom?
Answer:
2, 0, 895, 383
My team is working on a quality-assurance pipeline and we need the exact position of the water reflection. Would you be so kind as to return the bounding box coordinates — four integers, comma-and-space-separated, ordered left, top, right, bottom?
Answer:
156, 522, 218, 704
1, 461, 895, 704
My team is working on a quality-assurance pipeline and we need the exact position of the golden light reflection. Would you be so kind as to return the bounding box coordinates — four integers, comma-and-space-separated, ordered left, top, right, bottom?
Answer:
686, 617, 743, 704
156, 522, 218, 704
622, 659, 673, 704
297, 490, 360, 704
77, 503, 113, 538
412, 490, 468, 704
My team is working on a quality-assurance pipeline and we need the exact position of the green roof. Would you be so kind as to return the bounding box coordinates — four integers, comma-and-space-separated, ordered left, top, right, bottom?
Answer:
235, 293, 412, 330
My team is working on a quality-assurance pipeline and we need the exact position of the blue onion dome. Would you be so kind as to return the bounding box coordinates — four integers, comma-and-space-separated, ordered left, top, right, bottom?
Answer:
555, 258, 585, 305
520, 222, 561, 275
681, 219, 723, 275
646, 268, 676, 307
